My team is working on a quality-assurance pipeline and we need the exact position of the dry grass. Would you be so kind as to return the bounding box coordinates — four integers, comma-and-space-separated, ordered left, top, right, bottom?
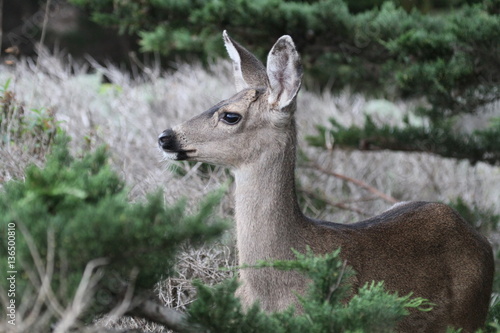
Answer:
0, 50, 499, 332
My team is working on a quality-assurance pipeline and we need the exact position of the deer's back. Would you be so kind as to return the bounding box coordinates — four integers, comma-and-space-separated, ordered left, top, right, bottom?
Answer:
309, 201, 494, 332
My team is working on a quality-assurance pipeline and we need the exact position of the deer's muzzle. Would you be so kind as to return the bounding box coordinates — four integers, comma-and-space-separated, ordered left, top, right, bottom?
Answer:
158, 129, 195, 160
158, 129, 177, 150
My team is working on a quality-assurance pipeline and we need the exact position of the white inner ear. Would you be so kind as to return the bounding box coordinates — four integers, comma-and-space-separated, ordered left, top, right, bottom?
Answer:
266, 36, 302, 110
223, 30, 248, 91
267, 61, 296, 108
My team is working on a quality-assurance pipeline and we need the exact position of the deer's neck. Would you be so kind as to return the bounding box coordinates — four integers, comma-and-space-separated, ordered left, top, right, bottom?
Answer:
233, 134, 305, 266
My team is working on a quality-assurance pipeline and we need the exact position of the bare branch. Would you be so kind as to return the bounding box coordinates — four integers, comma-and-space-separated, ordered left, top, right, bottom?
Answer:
83, 327, 141, 333
101, 268, 139, 326
126, 297, 199, 333
54, 258, 109, 333
327, 260, 348, 302
300, 188, 370, 216
306, 163, 398, 204
37, 0, 52, 68
16, 221, 66, 327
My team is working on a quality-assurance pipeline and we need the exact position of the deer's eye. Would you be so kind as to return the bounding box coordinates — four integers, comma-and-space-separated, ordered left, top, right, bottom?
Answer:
220, 112, 242, 125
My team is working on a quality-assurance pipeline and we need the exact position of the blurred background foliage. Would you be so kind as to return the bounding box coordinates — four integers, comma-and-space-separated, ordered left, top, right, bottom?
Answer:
4, 0, 498, 164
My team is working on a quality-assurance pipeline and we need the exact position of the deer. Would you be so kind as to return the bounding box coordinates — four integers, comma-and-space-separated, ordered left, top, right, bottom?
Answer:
158, 31, 494, 332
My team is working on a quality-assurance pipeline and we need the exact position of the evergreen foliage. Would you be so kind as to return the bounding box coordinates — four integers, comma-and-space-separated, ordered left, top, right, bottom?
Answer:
307, 115, 500, 165
488, 300, 500, 330
69, 0, 500, 98
187, 248, 432, 333
0, 134, 227, 318
449, 197, 500, 233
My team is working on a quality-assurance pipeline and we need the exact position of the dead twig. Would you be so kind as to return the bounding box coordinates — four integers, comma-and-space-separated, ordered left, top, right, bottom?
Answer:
37, 0, 52, 68
100, 268, 139, 327
54, 258, 110, 333
306, 163, 398, 204
301, 188, 369, 216
126, 296, 199, 333
16, 222, 66, 327
326, 260, 348, 303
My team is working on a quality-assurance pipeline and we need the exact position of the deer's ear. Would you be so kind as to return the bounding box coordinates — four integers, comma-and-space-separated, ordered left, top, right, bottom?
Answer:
266, 36, 303, 110
223, 31, 269, 91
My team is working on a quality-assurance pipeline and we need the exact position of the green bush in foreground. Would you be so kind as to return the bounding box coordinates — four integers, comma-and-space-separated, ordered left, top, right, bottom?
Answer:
0, 134, 226, 326
188, 248, 432, 333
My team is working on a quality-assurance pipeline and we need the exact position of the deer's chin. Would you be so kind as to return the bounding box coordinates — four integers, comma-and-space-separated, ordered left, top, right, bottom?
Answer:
162, 149, 196, 161
162, 151, 180, 160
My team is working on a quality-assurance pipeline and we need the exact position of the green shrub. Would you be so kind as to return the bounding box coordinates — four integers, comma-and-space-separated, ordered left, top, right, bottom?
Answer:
0, 134, 226, 327
0, 79, 60, 156
188, 248, 431, 333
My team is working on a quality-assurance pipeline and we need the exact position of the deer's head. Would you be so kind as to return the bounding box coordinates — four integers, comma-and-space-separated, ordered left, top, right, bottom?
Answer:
158, 31, 303, 168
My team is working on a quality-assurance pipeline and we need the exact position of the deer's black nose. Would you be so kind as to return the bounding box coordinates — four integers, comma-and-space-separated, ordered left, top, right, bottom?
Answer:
158, 129, 175, 149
